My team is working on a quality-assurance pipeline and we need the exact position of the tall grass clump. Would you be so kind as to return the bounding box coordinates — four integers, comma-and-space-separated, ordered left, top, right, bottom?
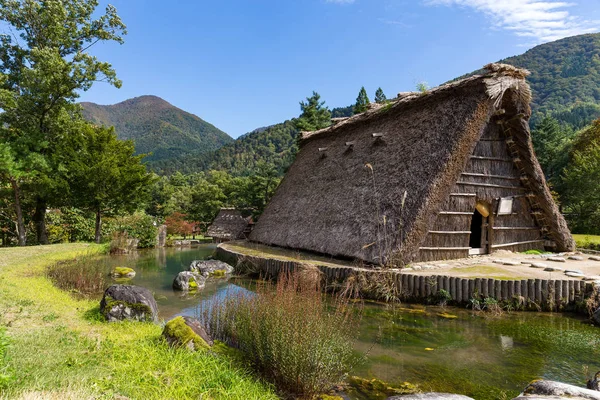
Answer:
199, 270, 361, 399
47, 253, 110, 297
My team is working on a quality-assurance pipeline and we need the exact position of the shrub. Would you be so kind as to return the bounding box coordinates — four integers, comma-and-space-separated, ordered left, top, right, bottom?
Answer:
47, 254, 110, 298
198, 271, 360, 398
104, 212, 158, 248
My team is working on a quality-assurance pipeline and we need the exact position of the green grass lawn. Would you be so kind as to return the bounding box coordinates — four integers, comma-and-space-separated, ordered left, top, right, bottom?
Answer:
0, 244, 276, 400
573, 234, 600, 245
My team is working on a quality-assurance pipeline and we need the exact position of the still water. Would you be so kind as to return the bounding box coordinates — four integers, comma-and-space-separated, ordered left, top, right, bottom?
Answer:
102, 245, 600, 399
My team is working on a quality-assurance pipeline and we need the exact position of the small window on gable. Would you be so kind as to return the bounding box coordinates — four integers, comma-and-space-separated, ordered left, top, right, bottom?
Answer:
498, 197, 514, 215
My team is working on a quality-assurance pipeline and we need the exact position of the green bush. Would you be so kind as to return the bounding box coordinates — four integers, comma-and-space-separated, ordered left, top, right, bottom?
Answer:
46, 208, 96, 243
104, 212, 158, 248
199, 272, 360, 398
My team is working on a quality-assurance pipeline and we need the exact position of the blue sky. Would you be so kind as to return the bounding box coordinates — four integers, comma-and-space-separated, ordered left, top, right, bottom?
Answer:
78, 0, 600, 138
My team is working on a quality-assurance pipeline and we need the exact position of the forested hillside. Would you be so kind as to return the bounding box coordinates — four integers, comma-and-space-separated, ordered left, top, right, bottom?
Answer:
478, 33, 600, 128
151, 121, 299, 175
81, 96, 233, 163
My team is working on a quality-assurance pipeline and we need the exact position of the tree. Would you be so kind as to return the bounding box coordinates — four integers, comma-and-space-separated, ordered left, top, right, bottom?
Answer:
561, 142, 600, 234
68, 124, 153, 243
187, 179, 226, 232
165, 212, 194, 239
375, 87, 387, 104
0, 0, 126, 245
531, 116, 574, 184
295, 91, 331, 133
353, 87, 370, 114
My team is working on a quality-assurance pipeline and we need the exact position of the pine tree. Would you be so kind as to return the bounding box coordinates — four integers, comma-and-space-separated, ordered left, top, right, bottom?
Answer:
295, 92, 331, 146
353, 87, 370, 114
375, 87, 387, 104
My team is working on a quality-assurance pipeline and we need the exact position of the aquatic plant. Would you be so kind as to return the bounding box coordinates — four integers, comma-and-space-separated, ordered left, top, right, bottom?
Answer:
198, 271, 361, 398
47, 253, 111, 297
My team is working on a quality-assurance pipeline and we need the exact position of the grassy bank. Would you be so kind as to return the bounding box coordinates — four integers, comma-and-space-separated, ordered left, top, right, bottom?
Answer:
573, 234, 600, 249
0, 244, 276, 399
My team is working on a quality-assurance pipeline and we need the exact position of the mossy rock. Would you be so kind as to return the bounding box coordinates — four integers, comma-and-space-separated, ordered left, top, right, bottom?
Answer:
188, 260, 234, 278
100, 285, 158, 323
347, 376, 418, 400
173, 271, 206, 291
209, 269, 226, 278
110, 267, 136, 279
162, 316, 212, 351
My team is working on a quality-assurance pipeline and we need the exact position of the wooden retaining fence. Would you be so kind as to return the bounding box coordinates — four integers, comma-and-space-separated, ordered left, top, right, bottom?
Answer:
215, 245, 594, 308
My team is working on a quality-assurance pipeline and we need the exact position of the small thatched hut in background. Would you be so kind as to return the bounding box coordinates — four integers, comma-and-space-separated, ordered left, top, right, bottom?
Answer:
207, 208, 251, 243
250, 64, 575, 265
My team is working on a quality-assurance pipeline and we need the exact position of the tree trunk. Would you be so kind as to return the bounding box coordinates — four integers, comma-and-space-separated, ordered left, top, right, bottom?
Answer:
33, 198, 49, 245
10, 179, 26, 246
95, 209, 102, 244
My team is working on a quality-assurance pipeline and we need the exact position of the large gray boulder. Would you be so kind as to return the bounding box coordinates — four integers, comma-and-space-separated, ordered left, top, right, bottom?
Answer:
514, 380, 600, 399
100, 285, 158, 322
188, 260, 234, 278
388, 394, 474, 400
173, 271, 206, 291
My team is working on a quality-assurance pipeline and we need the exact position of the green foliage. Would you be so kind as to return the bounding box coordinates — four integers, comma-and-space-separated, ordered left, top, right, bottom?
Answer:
82, 96, 233, 164
416, 82, 429, 93
353, 86, 370, 114
199, 272, 360, 398
561, 136, 600, 234
66, 124, 154, 243
0, 327, 13, 389
105, 212, 158, 248
531, 116, 574, 183
375, 87, 387, 104
0, 0, 127, 245
153, 121, 299, 177
295, 91, 332, 136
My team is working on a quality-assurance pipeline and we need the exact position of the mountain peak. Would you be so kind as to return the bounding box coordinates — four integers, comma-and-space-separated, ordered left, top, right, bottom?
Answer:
80, 96, 233, 164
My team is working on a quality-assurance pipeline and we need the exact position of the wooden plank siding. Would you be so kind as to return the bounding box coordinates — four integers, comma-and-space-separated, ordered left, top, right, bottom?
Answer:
417, 121, 543, 262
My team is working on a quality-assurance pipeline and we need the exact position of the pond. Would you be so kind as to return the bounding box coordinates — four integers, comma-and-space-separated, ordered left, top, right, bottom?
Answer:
103, 245, 600, 400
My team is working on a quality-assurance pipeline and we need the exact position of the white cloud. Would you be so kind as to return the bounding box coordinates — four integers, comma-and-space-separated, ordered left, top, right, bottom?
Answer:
424, 0, 599, 42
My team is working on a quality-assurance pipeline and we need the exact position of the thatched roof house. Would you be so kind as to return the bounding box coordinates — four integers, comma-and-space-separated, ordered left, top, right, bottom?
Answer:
207, 208, 250, 243
250, 64, 575, 265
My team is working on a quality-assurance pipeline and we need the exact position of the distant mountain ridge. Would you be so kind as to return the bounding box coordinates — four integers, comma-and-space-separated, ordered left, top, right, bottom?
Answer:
81, 95, 233, 163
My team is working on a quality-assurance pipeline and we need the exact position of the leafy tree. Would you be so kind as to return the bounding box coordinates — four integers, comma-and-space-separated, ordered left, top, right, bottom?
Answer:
375, 87, 387, 104
353, 87, 370, 114
187, 179, 227, 231
68, 124, 153, 243
0, 0, 126, 244
531, 116, 574, 184
295, 92, 331, 133
165, 212, 194, 239
561, 142, 600, 234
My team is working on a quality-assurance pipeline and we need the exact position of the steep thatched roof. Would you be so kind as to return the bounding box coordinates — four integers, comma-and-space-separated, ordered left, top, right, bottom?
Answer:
250, 64, 574, 265
207, 208, 249, 241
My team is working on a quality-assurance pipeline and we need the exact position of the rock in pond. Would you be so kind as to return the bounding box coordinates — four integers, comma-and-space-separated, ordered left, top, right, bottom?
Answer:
110, 267, 136, 279
188, 260, 234, 278
388, 394, 474, 400
590, 256, 600, 262
515, 379, 600, 399
569, 256, 585, 261
173, 271, 206, 291
100, 285, 158, 323
162, 316, 213, 351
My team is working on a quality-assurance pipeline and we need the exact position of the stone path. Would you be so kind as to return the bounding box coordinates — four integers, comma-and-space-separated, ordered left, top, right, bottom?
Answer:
408, 250, 600, 283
